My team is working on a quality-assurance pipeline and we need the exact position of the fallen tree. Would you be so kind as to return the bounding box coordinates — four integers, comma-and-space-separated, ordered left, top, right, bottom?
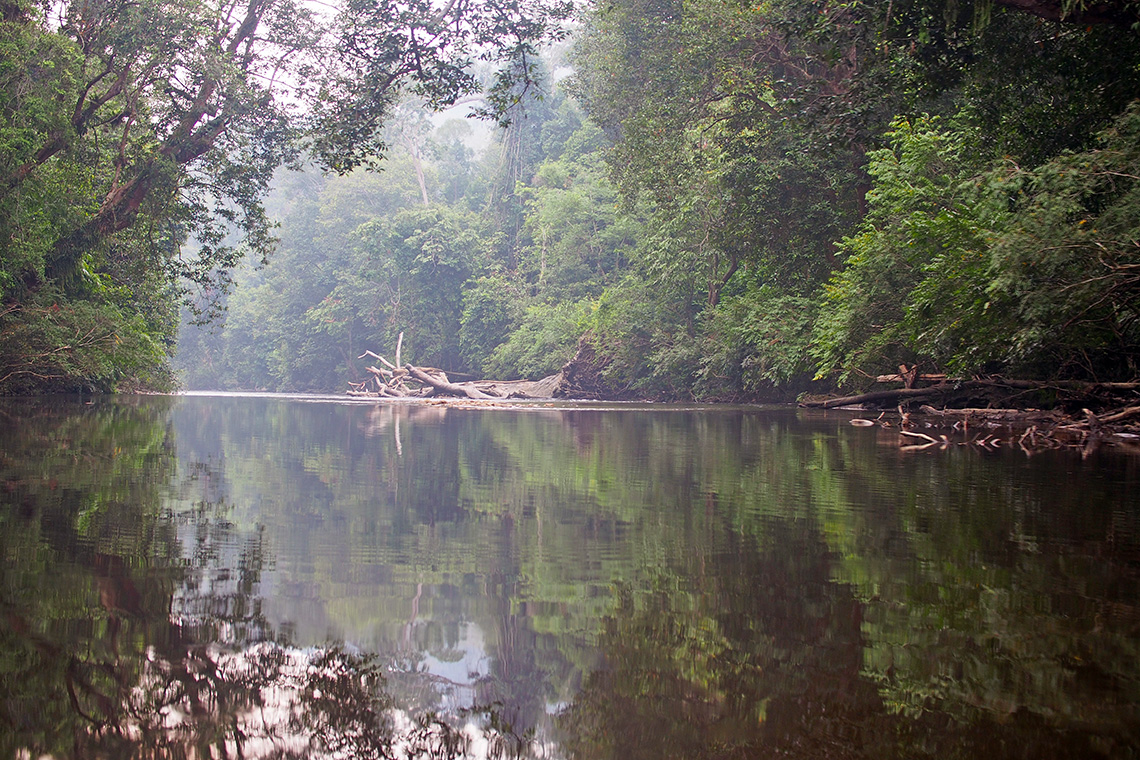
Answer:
807, 372, 1140, 454
404, 364, 493, 399
346, 334, 627, 401
348, 357, 507, 399
799, 376, 1140, 411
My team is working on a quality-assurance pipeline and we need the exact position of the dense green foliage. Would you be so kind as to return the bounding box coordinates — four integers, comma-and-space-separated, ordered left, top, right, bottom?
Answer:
3, 0, 1137, 395
559, 0, 1140, 396
0, 0, 570, 393
176, 0, 1140, 398
815, 104, 1140, 383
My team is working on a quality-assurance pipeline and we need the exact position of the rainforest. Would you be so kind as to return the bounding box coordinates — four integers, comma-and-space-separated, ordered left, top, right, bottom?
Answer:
5, 3, 1140, 756
2, 0, 1140, 399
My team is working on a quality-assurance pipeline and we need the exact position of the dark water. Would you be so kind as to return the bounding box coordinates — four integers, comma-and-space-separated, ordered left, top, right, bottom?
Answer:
2, 394, 1139, 759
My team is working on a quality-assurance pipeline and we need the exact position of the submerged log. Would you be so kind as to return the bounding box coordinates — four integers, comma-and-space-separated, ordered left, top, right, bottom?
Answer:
803, 373, 1140, 453
917, 405, 1063, 423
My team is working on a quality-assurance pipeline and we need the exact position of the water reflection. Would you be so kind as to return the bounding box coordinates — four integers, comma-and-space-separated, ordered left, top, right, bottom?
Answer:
1, 395, 1138, 758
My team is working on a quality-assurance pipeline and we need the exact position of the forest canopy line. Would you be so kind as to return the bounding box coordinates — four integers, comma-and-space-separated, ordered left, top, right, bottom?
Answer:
3, 0, 1139, 398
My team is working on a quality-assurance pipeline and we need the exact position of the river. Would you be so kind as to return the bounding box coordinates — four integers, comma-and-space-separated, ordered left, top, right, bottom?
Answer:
1, 393, 1138, 758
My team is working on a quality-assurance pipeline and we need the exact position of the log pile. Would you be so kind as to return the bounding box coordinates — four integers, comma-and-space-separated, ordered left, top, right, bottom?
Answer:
346, 334, 572, 401
800, 366, 1140, 412
347, 357, 538, 400
805, 366, 1140, 454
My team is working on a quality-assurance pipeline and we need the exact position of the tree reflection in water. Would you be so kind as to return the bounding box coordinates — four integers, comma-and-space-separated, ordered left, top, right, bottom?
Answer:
4, 397, 1140, 759
77, 643, 392, 758
557, 525, 884, 760
557, 521, 1136, 760
7, 624, 535, 759
0, 399, 530, 760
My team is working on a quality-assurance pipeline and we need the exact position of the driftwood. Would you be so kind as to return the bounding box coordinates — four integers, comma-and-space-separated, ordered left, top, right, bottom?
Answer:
349, 339, 576, 400
348, 334, 631, 402
404, 364, 496, 399
877, 373, 948, 384
804, 374, 1140, 454
801, 377, 1140, 410
349, 361, 568, 400
1100, 405, 1140, 424
837, 407, 1140, 455
361, 350, 397, 371
801, 383, 959, 408
354, 341, 472, 398
875, 364, 948, 388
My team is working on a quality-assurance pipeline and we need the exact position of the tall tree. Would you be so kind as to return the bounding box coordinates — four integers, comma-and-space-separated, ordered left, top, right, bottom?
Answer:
0, 0, 570, 392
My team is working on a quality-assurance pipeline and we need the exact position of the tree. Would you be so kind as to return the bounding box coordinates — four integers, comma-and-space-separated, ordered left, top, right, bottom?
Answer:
517, 125, 635, 302
564, 0, 879, 396
12, 0, 569, 287
354, 205, 486, 371
0, 0, 570, 392
810, 116, 1000, 384
985, 103, 1140, 378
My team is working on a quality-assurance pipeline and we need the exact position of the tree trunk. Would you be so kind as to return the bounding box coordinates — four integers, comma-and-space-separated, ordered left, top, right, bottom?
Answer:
405, 364, 497, 399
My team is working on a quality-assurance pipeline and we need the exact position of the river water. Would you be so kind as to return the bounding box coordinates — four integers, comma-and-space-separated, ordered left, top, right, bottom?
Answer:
1, 393, 1138, 758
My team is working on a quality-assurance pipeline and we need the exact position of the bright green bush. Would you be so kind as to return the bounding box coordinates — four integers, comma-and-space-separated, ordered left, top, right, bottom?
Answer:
811, 116, 998, 385
485, 300, 592, 380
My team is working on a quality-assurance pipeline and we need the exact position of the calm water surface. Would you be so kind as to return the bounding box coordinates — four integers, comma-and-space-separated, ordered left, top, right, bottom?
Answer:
1, 393, 1138, 758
